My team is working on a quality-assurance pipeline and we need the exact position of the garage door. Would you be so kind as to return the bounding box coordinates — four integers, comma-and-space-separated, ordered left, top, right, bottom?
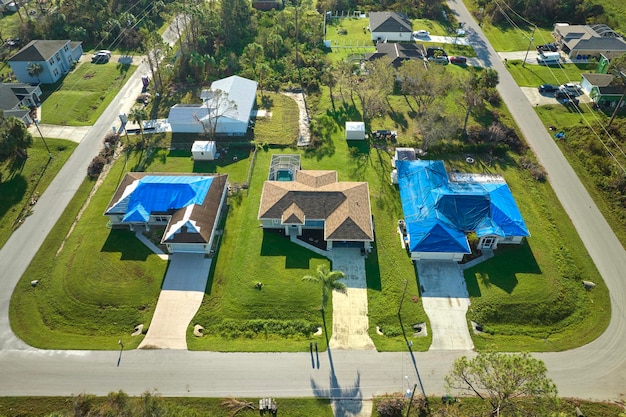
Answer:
332, 241, 364, 249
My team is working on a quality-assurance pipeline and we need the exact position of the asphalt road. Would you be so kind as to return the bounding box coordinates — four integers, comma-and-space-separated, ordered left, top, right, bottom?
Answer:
0, 7, 624, 403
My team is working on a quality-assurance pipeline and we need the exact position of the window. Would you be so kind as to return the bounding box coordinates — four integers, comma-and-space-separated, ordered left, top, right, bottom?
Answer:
153, 216, 169, 223
272, 219, 280, 224
53, 68, 59, 76
481, 237, 496, 249
55, 53, 61, 61
64, 45, 69, 51
48, 58, 54, 65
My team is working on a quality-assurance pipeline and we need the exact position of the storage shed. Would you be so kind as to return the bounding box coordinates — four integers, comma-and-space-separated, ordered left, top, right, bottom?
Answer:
192, 141, 217, 161
346, 122, 366, 140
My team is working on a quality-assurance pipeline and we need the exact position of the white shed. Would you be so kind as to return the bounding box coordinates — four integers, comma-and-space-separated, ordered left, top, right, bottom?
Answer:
191, 141, 217, 161
346, 122, 366, 140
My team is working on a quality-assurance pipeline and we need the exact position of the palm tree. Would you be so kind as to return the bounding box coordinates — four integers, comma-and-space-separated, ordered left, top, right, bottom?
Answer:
26, 62, 43, 83
302, 264, 347, 313
129, 107, 148, 147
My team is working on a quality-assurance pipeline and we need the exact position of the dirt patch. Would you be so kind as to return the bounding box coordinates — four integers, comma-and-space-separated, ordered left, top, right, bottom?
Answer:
83, 72, 96, 80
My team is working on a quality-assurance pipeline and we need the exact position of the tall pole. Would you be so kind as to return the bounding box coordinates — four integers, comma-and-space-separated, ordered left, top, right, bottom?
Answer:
608, 70, 626, 127
34, 119, 52, 158
295, 4, 299, 69
522, 25, 537, 68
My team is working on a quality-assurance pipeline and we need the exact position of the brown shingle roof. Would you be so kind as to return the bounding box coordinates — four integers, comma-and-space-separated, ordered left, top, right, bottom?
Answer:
282, 202, 305, 224
258, 171, 374, 241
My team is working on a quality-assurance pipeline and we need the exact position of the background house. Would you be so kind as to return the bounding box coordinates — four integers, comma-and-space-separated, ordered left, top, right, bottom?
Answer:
258, 165, 374, 251
580, 73, 626, 107
8, 40, 83, 84
397, 160, 529, 261
365, 42, 425, 67
104, 173, 228, 254
553, 23, 626, 59
0, 83, 42, 125
168, 75, 257, 136
369, 12, 413, 42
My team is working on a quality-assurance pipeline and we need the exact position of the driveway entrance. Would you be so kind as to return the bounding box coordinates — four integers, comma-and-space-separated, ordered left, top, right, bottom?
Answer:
416, 261, 474, 350
139, 253, 212, 350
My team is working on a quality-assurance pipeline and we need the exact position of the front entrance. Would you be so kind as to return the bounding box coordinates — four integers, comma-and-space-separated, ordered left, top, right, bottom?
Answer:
480, 237, 496, 249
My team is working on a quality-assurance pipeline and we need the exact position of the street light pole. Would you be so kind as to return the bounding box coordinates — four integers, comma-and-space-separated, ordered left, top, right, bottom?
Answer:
522, 25, 537, 68
34, 119, 52, 158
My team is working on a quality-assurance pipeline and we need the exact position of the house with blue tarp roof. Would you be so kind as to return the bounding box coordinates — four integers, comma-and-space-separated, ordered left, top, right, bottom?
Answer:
105, 172, 228, 254
397, 160, 529, 261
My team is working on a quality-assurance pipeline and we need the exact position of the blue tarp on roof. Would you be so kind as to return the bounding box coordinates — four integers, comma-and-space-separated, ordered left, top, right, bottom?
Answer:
121, 176, 213, 223
397, 160, 529, 253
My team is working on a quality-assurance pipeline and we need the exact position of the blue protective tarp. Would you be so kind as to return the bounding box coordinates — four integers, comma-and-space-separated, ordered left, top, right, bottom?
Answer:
121, 176, 214, 222
397, 160, 529, 253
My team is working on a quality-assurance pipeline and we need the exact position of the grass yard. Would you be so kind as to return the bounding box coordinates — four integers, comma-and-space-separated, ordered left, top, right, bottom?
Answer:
0, 138, 77, 249
40, 62, 137, 126
10, 150, 168, 350
253, 92, 301, 146
505, 59, 597, 87
0, 396, 334, 417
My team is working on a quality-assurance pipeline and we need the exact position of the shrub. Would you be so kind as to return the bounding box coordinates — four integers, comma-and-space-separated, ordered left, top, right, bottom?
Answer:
376, 394, 406, 417
87, 155, 107, 179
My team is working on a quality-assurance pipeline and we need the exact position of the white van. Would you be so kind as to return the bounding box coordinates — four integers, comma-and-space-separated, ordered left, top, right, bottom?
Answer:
537, 52, 561, 65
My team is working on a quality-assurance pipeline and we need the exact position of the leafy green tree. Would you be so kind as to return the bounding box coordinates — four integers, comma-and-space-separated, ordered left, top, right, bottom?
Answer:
398, 59, 450, 115
0, 112, 34, 160
458, 69, 499, 138
445, 352, 558, 417
302, 264, 346, 313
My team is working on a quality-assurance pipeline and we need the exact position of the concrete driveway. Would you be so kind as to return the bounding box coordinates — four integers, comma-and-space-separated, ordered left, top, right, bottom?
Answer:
139, 253, 212, 350
416, 261, 474, 350
329, 248, 376, 350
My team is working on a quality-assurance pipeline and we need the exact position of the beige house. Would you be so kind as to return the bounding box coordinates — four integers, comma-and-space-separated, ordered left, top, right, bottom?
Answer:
553, 23, 626, 59
258, 170, 374, 251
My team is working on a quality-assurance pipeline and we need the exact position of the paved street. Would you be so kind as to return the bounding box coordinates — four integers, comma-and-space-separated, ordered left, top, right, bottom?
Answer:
0, 5, 624, 406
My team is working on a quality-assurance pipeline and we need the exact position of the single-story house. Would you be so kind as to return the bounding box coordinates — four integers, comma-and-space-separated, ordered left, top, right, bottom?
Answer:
580, 73, 626, 106
104, 172, 228, 254
345, 121, 366, 140
191, 140, 217, 160
553, 23, 626, 59
397, 160, 529, 261
369, 12, 413, 42
0, 83, 42, 125
8, 40, 83, 84
168, 75, 257, 136
365, 42, 425, 68
258, 168, 374, 251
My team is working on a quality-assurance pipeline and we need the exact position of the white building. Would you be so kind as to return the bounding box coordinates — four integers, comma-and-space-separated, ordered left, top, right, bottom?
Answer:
345, 121, 366, 140
191, 141, 217, 161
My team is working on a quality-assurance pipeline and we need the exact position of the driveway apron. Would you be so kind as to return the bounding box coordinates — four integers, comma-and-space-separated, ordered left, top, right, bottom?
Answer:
329, 248, 376, 350
416, 261, 474, 350
139, 253, 212, 350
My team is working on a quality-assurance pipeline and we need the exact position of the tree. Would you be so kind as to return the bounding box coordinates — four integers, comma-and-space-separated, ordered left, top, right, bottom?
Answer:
302, 264, 346, 313
340, 57, 395, 121
458, 69, 499, 138
398, 59, 451, 115
129, 107, 148, 147
0, 112, 33, 160
194, 89, 237, 139
27, 62, 43, 83
445, 352, 558, 417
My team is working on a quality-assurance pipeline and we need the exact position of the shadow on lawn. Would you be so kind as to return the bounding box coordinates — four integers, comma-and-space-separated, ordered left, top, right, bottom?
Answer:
101, 229, 152, 261
464, 240, 541, 296
0, 174, 27, 221
365, 239, 382, 291
260, 230, 325, 269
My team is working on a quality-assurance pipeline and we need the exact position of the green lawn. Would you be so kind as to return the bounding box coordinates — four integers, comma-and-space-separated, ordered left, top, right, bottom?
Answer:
505, 59, 597, 87
253, 92, 301, 146
40, 62, 137, 126
0, 138, 77, 249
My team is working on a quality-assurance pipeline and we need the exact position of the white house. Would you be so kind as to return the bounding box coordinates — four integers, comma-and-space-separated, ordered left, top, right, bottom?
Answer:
369, 12, 413, 42
104, 173, 228, 254
191, 141, 217, 161
8, 40, 83, 84
0, 83, 42, 125
345, 121, 366, 140
168, 75, 258, 136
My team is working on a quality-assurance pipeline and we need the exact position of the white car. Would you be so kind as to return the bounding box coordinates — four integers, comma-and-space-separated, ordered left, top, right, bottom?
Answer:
413, 30, 430, 38
559, 83, 582, 95
93, 50, 112, 58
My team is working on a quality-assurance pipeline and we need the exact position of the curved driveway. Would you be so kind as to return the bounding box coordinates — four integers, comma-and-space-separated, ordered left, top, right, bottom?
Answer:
0, 5, 624, 402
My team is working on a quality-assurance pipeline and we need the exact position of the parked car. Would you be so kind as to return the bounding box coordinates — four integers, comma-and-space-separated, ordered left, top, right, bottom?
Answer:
449, 56, 467, 65
538, 84, 558, 93
91, 52, 110, 63
6, 38, 20, 47
426, 46, 446, 58
537, 43, 557, 52
413, 30, 430, 38
94, 50, 112, 57
559, 83, 582, 95
428, 55, 449, 64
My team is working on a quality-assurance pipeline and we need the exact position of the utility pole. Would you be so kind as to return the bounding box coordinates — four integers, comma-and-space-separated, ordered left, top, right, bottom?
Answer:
522, 25, 537, 68
34, 119, 52, 158
608, 70, 626, 127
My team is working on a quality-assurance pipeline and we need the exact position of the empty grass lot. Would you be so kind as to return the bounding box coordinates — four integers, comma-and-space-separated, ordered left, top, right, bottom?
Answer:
505, 60, 597, 87
0, 138, 77, 249
40, 62, 136, 126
